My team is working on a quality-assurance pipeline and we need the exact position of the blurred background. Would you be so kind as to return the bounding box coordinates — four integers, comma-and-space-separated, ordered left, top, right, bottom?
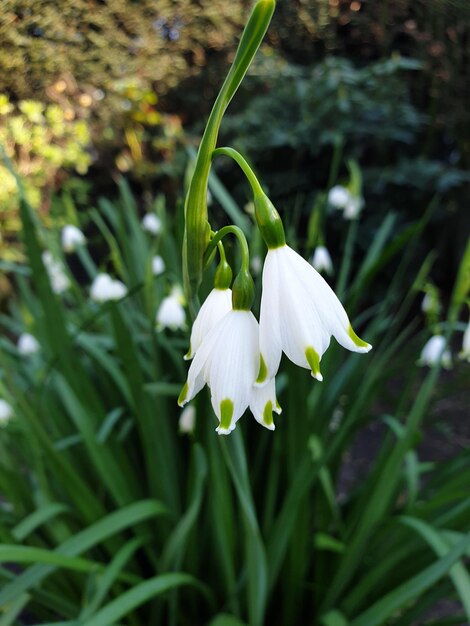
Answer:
0, 0, 469, 277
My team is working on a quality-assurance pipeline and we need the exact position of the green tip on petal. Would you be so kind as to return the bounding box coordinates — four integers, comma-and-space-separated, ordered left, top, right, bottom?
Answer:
183, 345, 192, 361
305, 346, 323, 382
218, 398, 234, 433
256, 354, 268, 385
262, 401, 275, 430
178, 382, 188, 407
348, 324, 372, 353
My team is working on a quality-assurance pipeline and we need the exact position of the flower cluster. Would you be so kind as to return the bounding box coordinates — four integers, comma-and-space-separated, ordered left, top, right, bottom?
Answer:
179, 184, 371, 435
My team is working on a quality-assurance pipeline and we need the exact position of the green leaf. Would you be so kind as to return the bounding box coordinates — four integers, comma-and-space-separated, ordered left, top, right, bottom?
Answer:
209, 615, 249, 626
350, 534, 470, 626
399, 516, 470, 620
0, 500, 167, 606
12, 503, 69, 542
80, 573, 206, 626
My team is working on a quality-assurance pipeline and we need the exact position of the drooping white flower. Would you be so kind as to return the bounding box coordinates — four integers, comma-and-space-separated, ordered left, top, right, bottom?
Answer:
343, 195, 364, 220
258, 244, 372, 384
156, 287, 186, 331
328, 185, 351, 209
179, 309, 260, 434
17, 333, 40, 356
0, 399, 13, 427
418, 335, 452, 369
310, 246, 333, 275
42, 251, 70, 294
421, 293, 433, 313
250, 255, 263, 276
179, 405, 196, 434
61, 225, 86, 253
184, 288, 232, 360
249, 378, 282, 431
142, 213, 162, 235
151, 255, 165, 276
90, 273, 128, 303
459, 323, 470, 362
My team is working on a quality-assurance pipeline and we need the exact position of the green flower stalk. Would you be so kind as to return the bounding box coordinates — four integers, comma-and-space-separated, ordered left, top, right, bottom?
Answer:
183, 0, 275, 315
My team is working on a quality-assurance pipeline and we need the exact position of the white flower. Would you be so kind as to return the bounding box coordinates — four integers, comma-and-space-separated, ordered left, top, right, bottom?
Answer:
459, 323, 470, 362
42, 251, 70, 294
0, 399, 13, 427
151, 255, 165, 276
185, 288, 232, 359
142, 213, 162, 235
328, 185, 351, 209
250, 255, 263, 276
178, 310, 261, 434
156, 287, 186, 331
343, 195, 364, 220
258, 244, 372, 384
310, 246, 333, 275
418, 335, 452, 369
17, 333, 40, 356
249, 378, 282, 431
61, 225, 86, 253
90, 273, 128, 302
179, 405, 196, 434
421, 293, 433, 313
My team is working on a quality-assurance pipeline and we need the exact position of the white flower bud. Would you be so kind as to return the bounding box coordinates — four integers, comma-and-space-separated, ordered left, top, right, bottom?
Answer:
61, 225, 86, 253
142, 213, 162, 235
156, 288, 186, 330
17, 333, 40, 356
310, 246, 333, 275
151, 255, 165, 276
90, 273, 127, 302
0, 399, 13, 427
179, 405, 196, 434
459, 323, 470, 362
418, 335, 452, 369
41, 251, 70, 294
328, 185, 351, 209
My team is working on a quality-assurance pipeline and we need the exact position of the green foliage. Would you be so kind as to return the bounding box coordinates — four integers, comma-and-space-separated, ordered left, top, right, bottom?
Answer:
0, 168, 468, 624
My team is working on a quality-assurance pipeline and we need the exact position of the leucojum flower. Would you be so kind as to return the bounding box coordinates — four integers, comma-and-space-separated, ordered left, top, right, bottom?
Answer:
178, 0, 371, 435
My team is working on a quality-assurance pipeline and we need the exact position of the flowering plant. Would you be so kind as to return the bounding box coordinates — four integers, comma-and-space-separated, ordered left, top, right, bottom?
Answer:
180, 1, 371, 434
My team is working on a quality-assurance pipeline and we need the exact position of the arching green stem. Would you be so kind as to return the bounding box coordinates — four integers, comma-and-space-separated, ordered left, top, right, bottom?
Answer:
183, 0, 276, 317
205, 226, 250, 274
213, 147, 264, 196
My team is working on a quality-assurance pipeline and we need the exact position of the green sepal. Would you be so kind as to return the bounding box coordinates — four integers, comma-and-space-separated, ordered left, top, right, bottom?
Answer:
232, 269, 255, 311
214, 256, 233, 290
254, 192, 286, 250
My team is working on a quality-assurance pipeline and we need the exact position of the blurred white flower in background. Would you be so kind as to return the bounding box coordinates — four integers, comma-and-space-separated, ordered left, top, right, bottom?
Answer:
42, 251, 70, 294
61, 225, 86, 253
343, 195, 364, 220
459, 322, 470, 362
151, 255, 165, 276
156, 286, 186, 330
421, 293, 433, 313
250, 255, 263, 276
310, 246, 333, 275
179, 405, 196, 434
0, 399, 13, 427
90, 273, 128, 303
328, 185, 363, 220
418, 335, 452, 369
17, 333, 40, 356
142, 213, 162, 235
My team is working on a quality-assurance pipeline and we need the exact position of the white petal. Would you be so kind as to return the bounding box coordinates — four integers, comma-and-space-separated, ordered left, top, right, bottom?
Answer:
208, 311, 259, 433
152, 255, 165, 276
156, 296, 186, 330
61, 225, 86, 253
250, 378, 282, 431
17, 333, 40, 356
142, 213, 162, 234
258, 250, 283, 384
328, 185, 351, 209
283, 246, 371, 354
311, 246, 333, 275
0, 399, 13, 425
185, 288, 232, 359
